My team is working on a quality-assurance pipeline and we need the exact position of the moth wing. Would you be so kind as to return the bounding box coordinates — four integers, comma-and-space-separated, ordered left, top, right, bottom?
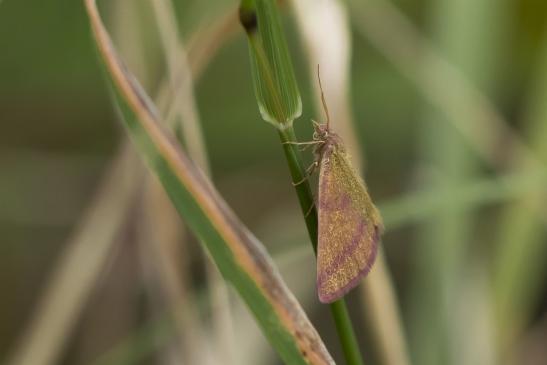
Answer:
316, 148, 382, 303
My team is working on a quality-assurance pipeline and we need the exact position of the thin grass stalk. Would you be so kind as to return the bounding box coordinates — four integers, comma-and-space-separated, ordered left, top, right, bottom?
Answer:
148, 1, 235, 362
278, 125, 369, 364
149, 0, 209, 170
158, 9, 240, 127
290, 0, 361, 168
277, 111, 365, 365
112, 0, 150, 89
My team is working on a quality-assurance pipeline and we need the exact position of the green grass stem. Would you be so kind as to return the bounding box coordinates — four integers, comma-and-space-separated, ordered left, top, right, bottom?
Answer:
279, 127, 365, 365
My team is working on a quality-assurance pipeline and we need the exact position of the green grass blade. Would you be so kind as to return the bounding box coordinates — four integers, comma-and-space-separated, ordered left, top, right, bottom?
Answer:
84, 1, 333, 364
494, 30, 547, 346
380, 169, 547, 231
239, 0, 301, 128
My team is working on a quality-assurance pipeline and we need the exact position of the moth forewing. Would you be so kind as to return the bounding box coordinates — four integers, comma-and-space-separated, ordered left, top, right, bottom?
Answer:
316, 137, 383, 304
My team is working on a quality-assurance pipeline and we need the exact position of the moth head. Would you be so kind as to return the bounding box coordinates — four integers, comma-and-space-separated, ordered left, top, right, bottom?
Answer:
312, 119, 330, 141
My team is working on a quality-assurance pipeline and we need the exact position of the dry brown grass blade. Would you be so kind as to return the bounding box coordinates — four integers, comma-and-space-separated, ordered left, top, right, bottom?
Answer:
290, 0, 360, 167
157, 6, 240, 124
110, 0, 150, 88
149, 0, 209, 171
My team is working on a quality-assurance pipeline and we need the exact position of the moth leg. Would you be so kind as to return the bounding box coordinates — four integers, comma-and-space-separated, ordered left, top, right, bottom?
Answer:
282, 141, 320, 145
299, 144, 316, 152
292, 160, 319, 186
304, 195, 316, 218
283, 140, 322, 151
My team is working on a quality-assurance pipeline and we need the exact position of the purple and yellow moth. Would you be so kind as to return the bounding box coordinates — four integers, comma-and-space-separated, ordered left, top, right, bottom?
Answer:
304, 68, 384, 303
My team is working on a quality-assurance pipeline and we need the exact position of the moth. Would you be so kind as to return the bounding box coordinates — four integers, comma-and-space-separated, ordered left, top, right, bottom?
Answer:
298, 68, 384, 303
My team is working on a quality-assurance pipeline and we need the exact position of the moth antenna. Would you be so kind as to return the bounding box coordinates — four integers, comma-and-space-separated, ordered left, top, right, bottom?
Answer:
317, 64, 331, 130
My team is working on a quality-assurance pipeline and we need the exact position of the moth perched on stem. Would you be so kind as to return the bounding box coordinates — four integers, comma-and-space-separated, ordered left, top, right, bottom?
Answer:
292, 66, 384, 303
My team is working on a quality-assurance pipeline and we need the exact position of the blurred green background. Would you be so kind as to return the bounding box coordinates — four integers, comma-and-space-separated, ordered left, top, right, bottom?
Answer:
2, 0, 547, 364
